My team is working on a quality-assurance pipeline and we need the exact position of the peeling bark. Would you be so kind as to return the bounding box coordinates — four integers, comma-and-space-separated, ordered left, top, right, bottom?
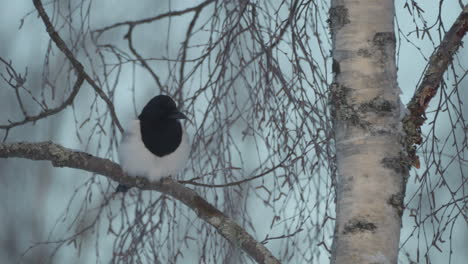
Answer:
0, 141, 280, 264
403, 4, 468, 167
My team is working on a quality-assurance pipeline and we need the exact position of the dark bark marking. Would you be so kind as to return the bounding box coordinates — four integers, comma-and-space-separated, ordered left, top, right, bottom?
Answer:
343, 217, 377, 234
359, 97, 395, 114
372, 32, 395, 46
332, 59, 341, 75
371, 32, 396, 66
357, 48, 371, 57
329, 83, 369, 128
328, 5, 350, 31
388, 193, 405, 217
381, 153, 410, 175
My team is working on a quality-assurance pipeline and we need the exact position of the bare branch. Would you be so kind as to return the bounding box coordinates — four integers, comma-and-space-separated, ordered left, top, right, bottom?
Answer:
403, 4, 468, 165
178, 8, 202, 94
0, 74, 85, 130
125, 25, 164, 91
32, 0, 124, 133
93, 0, 215, 36
0, 141, 281, 264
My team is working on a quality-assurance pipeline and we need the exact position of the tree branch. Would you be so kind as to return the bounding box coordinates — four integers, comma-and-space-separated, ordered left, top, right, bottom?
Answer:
403, 4, 468, 165
0, 74, 85, 130
125, 25, 164, 90
32, 0, 124, 133
0, 141, 280, 264
93, 0, 215, 37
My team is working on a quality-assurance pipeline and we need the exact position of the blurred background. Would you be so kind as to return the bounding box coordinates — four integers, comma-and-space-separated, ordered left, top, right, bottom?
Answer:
0, 0, 466, 263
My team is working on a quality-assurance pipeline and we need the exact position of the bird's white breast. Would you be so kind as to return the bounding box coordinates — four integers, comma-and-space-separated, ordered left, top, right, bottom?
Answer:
118, 120, 190, 181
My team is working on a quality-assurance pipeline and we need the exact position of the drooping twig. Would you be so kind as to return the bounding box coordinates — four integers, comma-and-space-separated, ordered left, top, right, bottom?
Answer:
125, 25, 164, 91
0, 74, 85, 130
178, 8, 202, 95
0, 141, 281, 264
92, 0, 215, 37
32, 0, 124, 133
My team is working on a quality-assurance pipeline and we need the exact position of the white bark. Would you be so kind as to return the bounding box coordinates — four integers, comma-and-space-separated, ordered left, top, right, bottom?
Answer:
330, 0, 407, 263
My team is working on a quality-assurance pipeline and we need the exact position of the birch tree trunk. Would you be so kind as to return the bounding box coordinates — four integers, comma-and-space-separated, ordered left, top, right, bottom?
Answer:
329, 0, 408, 263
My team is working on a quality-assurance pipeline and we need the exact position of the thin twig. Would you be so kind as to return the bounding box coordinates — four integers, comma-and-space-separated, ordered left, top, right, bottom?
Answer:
93, 0, 215, 37
32, 0, 124, 133
0, 74, 85, 130
0, 141, 281, 264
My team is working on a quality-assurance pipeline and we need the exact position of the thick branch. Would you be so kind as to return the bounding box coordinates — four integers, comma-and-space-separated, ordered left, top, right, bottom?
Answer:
403, 4, 468, 164
0, 141, 280, 264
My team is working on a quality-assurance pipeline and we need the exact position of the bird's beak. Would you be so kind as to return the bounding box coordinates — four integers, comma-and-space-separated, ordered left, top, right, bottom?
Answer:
169, 111, 188, 120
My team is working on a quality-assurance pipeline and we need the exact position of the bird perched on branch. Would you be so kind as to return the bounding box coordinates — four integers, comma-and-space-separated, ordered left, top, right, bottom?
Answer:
117, 95, 190, 192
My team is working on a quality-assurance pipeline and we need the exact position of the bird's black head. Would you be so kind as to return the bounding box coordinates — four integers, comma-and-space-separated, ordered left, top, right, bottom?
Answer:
138, 95, 187, 121
138, 95, 187, 157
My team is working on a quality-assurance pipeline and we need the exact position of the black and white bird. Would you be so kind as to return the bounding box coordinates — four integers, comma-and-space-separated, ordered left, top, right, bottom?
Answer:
117, 95, 190, 192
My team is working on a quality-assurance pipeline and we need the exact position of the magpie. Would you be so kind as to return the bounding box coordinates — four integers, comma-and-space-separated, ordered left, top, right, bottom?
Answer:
116, 95, 190, 192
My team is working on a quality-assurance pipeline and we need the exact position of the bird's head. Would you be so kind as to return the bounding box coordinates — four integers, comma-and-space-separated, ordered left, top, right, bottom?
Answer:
138, 95, 187, 122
